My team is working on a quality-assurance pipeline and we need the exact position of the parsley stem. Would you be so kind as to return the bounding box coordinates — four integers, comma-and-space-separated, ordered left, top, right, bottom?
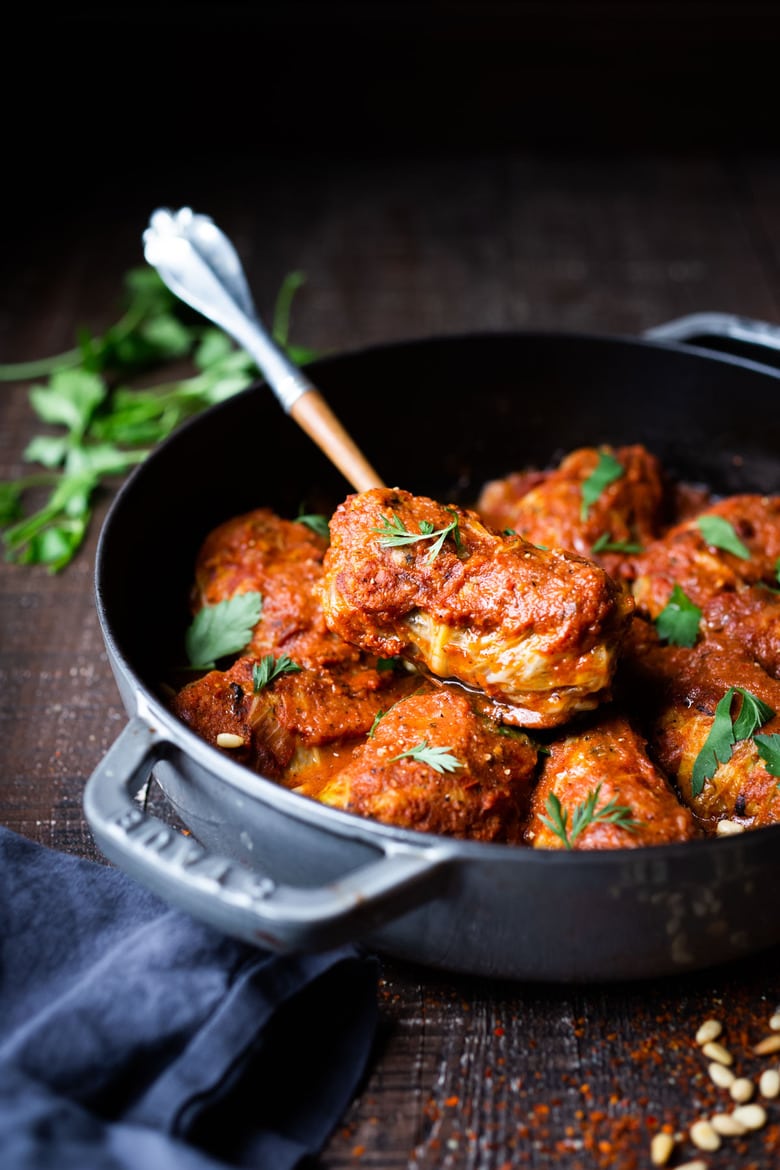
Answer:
0, 305, 143, 382
271, 271, 306, 349
0, 349, 83, 381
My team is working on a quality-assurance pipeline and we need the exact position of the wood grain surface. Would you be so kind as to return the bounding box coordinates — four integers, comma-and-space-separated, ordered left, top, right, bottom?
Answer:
4, 6, 780, 1165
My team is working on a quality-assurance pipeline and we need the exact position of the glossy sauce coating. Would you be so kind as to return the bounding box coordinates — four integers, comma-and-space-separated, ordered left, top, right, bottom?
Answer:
315, 686, 538, 842
320, 487, 633, 728
170, 447, 780, 849
477, 445, 668, 581
526, 713, 699, 849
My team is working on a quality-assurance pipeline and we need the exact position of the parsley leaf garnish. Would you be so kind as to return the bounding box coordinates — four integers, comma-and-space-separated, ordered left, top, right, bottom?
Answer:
372, 511, 461, 563
697, 515, 751, 560
296, 512, 330, 541
252, 654, 302, 691
540, 783, 641, 850
691, 686, 775, 796
376, 656, 403, 671
580, 450, 624, 520
367, 709, 385, 738
655, 584, 702, 648
389, 740, 462, 773
185, 591, 263, 670
591, 532, 644, 554
755, 733, 780, 777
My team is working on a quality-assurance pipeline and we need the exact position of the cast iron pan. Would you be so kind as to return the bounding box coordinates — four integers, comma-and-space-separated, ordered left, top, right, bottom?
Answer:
84, 319, 780, 983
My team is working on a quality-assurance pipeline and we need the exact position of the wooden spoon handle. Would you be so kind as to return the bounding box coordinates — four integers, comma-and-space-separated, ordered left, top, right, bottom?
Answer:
291, 389, 385, 491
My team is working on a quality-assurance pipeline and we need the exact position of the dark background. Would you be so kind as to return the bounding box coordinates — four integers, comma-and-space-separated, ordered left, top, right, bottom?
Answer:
7, 1, 780, 211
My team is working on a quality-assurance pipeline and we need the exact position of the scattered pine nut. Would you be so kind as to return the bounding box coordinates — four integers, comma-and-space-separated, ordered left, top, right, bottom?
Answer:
759, 1068, 780, 1099
695, 1018, 723, 1045
702, 1040, 733, 1065
753, 1034, 780, 1056
710, 1112, 747, 1137
216, 732, 245, 748
716, 818, 745, 835
769, 1012, 780, 1031
675, 1163, 708, 1170
729, 1077, 754, 1103
650, 1132, 675, 1166
708, 1061, 735, 1089
731, 1103, 767, 1131
689, 1119, 721, 1151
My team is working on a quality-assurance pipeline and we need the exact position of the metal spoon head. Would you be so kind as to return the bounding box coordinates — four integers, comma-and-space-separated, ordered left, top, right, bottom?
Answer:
143, 206, 259, 327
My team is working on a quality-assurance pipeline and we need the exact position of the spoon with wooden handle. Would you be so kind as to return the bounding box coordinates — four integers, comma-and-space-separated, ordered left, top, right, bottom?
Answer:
143, 207, 385, 492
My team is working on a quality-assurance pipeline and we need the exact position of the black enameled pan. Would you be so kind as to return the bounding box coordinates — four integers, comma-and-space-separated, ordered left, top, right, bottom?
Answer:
84, 316, 780, 982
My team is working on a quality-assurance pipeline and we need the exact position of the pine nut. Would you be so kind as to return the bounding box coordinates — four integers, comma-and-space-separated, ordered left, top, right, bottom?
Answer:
689, 1119, 721, 1151
675, 1163, 708, 1170
695, 1018, 723, 1044
650, 1132, 675, 1166
760, 1068, 780, 1098
716, 818, 745, 835
729, 1077, 754, 1103
702, 1040, 732, 1065
754, 1034, 780, 1056
216, 732, 245, 748
731, 1103, 767, 1130
710, 1112, 747, 1136
769, 1012, 780, 1031
708, 1061, 735, 1089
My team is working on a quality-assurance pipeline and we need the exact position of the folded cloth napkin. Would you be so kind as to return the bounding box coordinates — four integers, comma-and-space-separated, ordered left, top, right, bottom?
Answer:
0, 826, 379, 1170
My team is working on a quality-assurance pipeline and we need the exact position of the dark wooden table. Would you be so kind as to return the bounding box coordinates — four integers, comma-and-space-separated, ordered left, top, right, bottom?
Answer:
5, 139, 780, 1168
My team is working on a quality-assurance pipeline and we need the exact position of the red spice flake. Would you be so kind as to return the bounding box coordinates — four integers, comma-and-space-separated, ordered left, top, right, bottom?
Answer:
444, 1095, 460, 1107
351, 1146, 365, 1158
494, 1025, 505, 1037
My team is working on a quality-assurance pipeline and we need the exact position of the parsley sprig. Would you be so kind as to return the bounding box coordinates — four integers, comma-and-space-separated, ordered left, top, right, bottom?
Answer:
754, 733, 780, 778
372, 510, 462, 563
252, 654, 302, 692
1, 268, 314, 571
390, 740, 463, 773
580, 450, 624, 520
691, 687, 775, 797
185, 591, 263, 670
655, 584, 702, 648
591, 532, 643, 555
697, 515, 751, 560
296, 512, 330, 541
541, 783, 641, 849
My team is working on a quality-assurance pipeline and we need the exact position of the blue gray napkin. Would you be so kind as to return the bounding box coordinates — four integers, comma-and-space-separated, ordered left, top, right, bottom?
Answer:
0, 826, 378, 1170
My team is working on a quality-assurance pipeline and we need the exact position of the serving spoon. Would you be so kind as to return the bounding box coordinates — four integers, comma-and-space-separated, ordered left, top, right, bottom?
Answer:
142, 207, 385, 492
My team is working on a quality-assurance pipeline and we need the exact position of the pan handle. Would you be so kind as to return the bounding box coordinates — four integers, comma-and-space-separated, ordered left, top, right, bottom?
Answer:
643, 311, 780, 354
83, 715, 455, 953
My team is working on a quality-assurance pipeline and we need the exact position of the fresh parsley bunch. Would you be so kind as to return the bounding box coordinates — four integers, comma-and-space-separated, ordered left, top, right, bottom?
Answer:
0, 268, 315, 571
